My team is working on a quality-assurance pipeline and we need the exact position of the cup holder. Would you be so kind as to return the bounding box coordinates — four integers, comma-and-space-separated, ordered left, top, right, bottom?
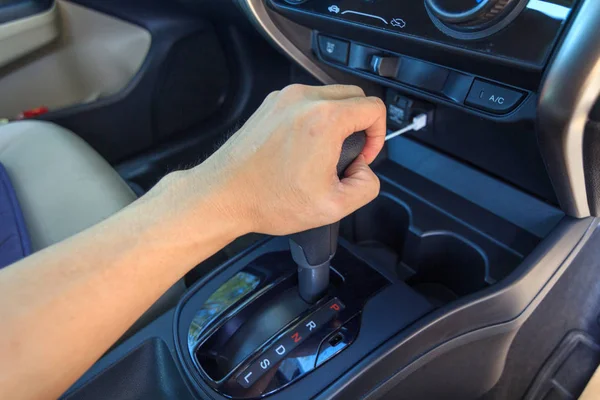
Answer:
341, 194, 410, 260
341, 193, 516, 305
406, 233, 489, 301
340, 195, 412, 279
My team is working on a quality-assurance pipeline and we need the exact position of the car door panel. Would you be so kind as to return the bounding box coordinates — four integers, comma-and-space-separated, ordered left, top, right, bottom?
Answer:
1, 0, 311, 168
0, 0, 58, 68
0, 0, 150, 118
34, 0, 231, 163
34, 0, 294, 167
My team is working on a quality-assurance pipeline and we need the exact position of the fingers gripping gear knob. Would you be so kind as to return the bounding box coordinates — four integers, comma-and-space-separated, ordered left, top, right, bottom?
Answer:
290, 132, 367, 303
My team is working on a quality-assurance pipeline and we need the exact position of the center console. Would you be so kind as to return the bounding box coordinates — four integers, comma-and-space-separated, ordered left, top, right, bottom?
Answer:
62, 139, 591, 399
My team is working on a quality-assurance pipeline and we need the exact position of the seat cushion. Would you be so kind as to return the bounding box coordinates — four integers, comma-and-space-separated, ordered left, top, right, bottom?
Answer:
0, 120, 185, 334
0, 120, 137, 251
0, 162, 31, 269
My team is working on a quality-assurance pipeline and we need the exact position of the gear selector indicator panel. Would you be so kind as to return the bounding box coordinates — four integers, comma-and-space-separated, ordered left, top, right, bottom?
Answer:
236, 298, 346, 388
178, 244, 391, 399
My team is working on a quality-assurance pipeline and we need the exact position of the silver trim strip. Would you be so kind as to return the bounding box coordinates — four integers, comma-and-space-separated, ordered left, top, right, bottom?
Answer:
526, 0, 570, 20
341, 10, 389, 24
236, 0, 336, 84
538, 0, 600, 218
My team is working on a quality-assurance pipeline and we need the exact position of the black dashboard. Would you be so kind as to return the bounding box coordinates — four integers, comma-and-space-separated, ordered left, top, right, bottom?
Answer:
240, 0, 595, 213
268, 0, 575, 95
270, 0, 573, 68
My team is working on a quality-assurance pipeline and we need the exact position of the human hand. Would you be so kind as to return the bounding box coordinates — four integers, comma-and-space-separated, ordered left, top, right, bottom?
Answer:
186, 84, 387, 236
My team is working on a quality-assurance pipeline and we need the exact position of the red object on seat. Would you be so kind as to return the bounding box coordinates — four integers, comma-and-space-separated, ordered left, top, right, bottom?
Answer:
17, 107, 49, 120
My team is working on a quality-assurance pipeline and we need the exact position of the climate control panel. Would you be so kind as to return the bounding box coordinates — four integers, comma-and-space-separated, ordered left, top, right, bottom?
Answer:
268, 0, 576, 68
315, 34, 527, 115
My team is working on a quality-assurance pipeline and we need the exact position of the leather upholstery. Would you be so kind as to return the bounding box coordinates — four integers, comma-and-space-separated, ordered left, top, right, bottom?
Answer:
0, 162, 31, 269
0, 120, 136, 251
0, 120, 185, 335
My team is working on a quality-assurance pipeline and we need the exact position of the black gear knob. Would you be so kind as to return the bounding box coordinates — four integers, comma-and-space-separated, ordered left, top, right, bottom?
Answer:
290, 132, 367, 303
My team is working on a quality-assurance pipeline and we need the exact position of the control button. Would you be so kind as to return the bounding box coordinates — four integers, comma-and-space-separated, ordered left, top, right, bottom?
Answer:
348, 43, 381, 71
396, 58, 450, 93
465, 79, 524, 114
442, 71, 474, 104
370, 55, 402, 78
318, 36, 350, 65
236, 298, 345, 389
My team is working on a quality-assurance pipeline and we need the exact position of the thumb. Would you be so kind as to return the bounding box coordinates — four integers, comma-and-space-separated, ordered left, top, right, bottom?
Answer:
335, 155, 380, 217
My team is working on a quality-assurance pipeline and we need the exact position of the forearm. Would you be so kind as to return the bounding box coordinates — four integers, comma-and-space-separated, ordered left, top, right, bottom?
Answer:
0, 169, 244, 400
0, 84, 386, 400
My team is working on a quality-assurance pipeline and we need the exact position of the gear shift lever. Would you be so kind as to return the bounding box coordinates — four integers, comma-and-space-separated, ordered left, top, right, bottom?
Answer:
290, 132, 367, 303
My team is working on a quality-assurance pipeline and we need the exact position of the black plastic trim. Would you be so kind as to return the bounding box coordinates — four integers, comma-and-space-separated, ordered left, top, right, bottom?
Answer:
538, 0, 600, 218
316, 217, 597, 399
0, 0, 53, 24
59, 213, 594, 400
385, 137, 564, 238
312, 32, 535, 123
267, 2, 545, 91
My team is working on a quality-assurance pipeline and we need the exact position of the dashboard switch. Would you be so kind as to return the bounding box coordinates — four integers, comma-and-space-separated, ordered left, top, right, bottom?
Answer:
370, 55, 402, 78
318, 36, 350, 65
348, 44, 381, 71
442, 71, 474, 103
396, 58, 450, 93
465, 79, 524, 114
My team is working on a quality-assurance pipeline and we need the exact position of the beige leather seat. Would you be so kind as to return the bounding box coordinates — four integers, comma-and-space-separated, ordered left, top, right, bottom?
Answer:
0, 120, 184, 334
0, 120, 135, 250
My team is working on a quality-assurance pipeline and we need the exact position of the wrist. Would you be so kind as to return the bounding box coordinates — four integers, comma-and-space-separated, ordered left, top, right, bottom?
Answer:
158, 168, 254, 243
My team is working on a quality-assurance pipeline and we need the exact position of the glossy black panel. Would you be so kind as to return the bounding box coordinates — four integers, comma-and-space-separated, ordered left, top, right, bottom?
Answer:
184, 247, 389, 398
269, 0, 576, 68
314, 36, 529, 116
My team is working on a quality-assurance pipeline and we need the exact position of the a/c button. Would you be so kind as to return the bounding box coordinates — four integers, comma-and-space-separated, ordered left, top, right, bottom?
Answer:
465, 79, 524, 114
